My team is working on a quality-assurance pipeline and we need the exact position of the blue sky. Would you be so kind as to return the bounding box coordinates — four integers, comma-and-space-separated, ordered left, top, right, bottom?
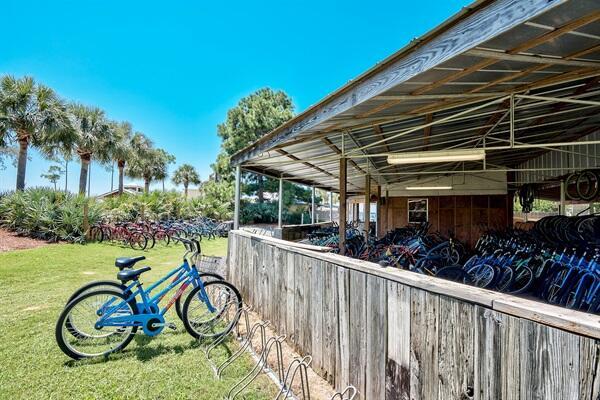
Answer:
0, 0, 470, 194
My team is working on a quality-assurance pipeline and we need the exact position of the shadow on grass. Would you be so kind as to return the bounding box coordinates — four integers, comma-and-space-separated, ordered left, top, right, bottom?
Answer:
62, 332, 235, 367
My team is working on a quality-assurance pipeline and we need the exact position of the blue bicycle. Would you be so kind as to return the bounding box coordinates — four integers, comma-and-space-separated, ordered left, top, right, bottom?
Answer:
55, 239, 242, 360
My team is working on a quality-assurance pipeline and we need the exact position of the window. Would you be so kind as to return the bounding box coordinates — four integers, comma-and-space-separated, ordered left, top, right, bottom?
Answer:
408, 199, 428, 224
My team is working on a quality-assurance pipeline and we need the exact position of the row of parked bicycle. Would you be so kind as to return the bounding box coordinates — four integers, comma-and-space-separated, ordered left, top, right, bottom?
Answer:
302, 215, 600, 313
90, 217, 231, 250
55, 238, 242, 359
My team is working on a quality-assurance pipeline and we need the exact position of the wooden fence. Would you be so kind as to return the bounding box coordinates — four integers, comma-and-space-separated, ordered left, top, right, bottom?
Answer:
227, 230, 600, 400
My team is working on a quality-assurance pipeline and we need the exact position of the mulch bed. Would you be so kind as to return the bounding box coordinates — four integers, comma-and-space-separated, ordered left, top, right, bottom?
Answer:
0, 229, 51, 252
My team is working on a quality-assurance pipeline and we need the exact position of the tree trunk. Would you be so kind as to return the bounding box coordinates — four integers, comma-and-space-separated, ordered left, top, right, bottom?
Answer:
64, 159, 69, 193
79, 155, 91, 195
162, 179, 165, 192
53, 181, 57, 191
110, 162, 114, 191
16, 136, 29, 191
257, 175, 264, 204
117, 160, 125, 195
144, 178, 150, 193
184, 183, 188, 198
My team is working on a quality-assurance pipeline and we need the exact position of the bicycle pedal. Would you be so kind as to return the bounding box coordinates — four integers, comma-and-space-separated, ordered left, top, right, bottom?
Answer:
167, 322, 177, 330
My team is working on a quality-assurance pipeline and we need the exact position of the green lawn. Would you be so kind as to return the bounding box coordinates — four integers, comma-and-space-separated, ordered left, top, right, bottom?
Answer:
0, 238, 274, 399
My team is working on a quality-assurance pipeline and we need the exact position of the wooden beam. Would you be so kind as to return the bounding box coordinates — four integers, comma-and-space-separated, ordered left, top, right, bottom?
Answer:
423, 113, 433, 151
364, 174, 371, 246
339, 157, 347, 255
464, 49, 600, 68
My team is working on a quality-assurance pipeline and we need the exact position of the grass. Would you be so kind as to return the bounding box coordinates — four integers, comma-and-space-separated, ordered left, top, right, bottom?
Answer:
0, 238, 275, 399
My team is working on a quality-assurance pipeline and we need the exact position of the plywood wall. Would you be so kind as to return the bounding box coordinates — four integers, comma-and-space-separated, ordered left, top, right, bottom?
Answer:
378, 195, 512, 248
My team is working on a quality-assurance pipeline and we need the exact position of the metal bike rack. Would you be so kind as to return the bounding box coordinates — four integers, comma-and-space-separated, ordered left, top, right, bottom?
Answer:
225, 334, 286, 400
205, 305, 252, 362
217, 318, 271, 378
329, 386, 357, 400
275, 355, 312, 400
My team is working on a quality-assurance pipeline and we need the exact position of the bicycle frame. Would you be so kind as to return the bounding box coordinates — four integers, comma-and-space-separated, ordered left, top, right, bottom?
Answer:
95, 257, 216, 334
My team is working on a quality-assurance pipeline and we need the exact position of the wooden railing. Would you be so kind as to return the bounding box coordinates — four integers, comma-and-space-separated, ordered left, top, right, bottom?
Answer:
227, 230, 600, 400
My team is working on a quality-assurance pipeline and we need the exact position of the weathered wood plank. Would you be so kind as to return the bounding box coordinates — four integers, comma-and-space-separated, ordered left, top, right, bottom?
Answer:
474, 307, 521, 400
520, 319, 580, 399
386, 281, 411, 400
366, 274, 387, 400
311, 259, 325, 374
323, 262, 338, 386
494, 296, 600, 340
438, 296, 474, 400
410, 289, 439, 400
349, 269, 367, 399
285, 251, 296, 343
579, 337, 600, 400
337, 267, 351, 392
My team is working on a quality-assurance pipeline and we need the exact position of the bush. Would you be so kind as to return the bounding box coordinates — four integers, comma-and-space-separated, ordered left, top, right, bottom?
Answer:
0, 187, 101, 243
240, 201, 278, 224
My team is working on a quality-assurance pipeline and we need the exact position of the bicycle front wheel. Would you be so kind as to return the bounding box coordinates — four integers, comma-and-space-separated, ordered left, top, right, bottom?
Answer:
182, 280, 242, 340
55, 289, 138, 360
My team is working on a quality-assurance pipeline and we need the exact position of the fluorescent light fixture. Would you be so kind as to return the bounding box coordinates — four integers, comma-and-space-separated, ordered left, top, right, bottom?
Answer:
387, 149, 485, 165
405, 186, 453, 190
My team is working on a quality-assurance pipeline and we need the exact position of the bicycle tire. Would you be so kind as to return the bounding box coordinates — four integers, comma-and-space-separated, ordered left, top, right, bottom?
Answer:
182, 280, 242, 340
576, 170, 599, 201
175, 272, 225, 322
56, 288, 138, 359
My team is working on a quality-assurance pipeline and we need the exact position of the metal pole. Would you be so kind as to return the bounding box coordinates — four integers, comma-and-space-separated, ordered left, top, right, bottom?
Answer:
560, 180, 566, 216
234, 166, 241, 230
311, 186, 316, 224
278, 178, 283, 228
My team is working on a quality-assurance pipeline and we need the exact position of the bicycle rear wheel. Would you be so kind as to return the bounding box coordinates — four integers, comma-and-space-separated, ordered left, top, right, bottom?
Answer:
55, 289, 137, 359
129, 232, 148, 250
182, 280, 242, 340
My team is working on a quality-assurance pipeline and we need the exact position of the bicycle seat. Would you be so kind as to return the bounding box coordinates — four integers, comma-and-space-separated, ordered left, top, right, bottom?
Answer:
117, 266, 152, 282
114, 256, 146, 270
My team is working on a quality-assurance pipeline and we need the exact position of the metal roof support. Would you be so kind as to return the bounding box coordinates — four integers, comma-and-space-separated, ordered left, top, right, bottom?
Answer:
234, 165, 241, 230
348, 96, 509, 155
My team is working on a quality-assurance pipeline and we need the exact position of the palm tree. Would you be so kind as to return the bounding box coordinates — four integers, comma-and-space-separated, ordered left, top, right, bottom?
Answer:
173, 164, 201, 198
127, 133, 155, 192
0, 76, 73, 190
156, 149, 175, 192
41, 165, 63, 190
68, 104, 113, 195
109, 121, 133, 195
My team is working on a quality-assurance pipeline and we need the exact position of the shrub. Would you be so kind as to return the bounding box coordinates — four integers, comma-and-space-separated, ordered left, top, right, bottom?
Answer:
0, 187, 101, 243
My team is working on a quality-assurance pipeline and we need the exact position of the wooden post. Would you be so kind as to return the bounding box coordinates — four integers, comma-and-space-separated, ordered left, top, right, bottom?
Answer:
234, 165, 241, 230
560, 180, 566, 216
278, 178, 283, 228
329, 191, 333, 222
364, 174, 371, 243
311, 186, 316, 224
339, 158, 347, 255
376, 185, 381, 238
